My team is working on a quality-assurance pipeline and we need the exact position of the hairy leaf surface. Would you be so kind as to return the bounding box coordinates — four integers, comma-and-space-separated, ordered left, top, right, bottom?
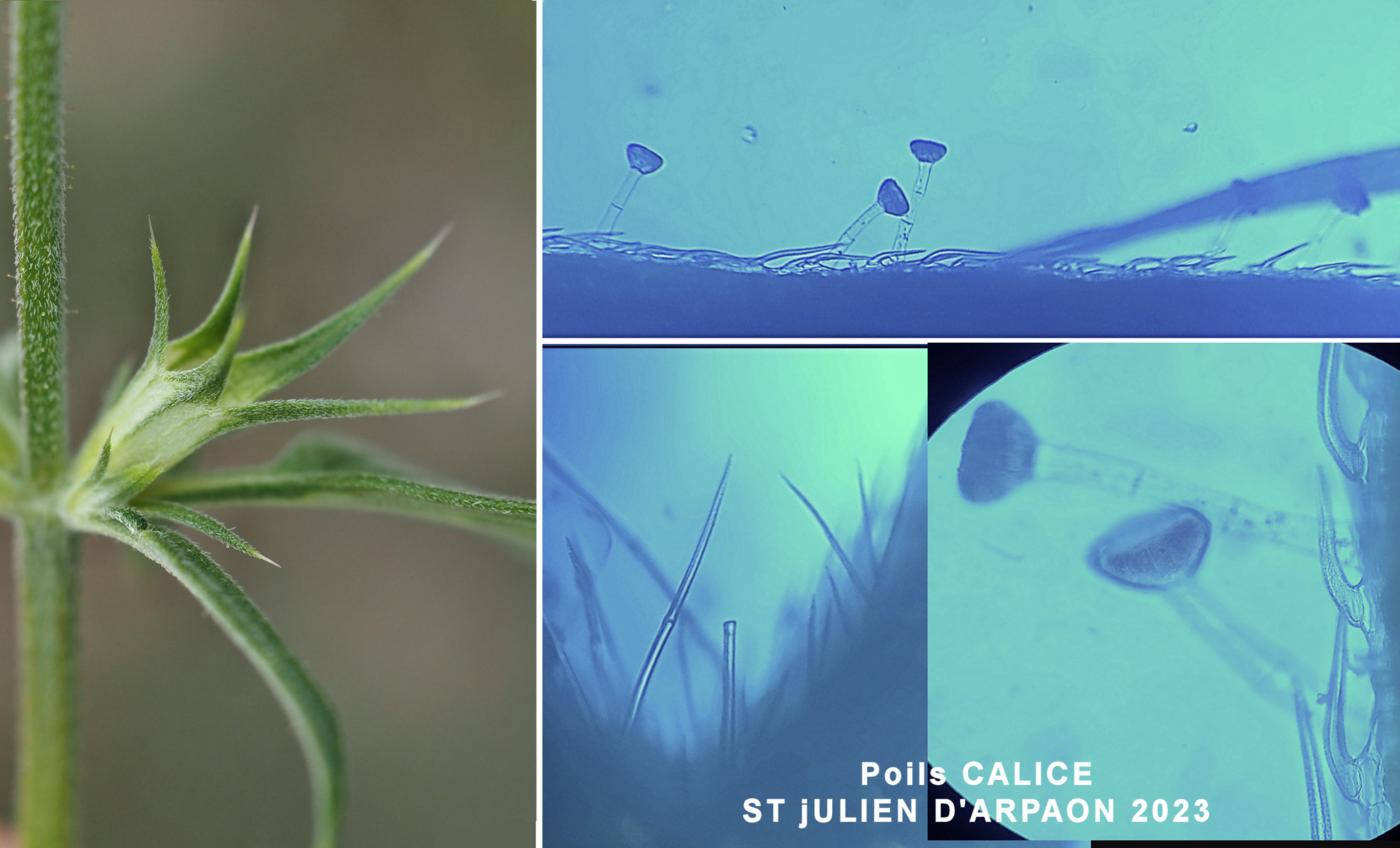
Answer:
88, 509, 342, 848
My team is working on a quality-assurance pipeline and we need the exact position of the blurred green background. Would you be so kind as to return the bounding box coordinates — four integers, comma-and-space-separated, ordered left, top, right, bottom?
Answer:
0, 1, 534, 845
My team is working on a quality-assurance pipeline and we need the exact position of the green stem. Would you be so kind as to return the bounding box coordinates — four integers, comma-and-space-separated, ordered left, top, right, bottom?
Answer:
12, 1, 67, 484
15, 517, 77, 848
10, 3, 77, 847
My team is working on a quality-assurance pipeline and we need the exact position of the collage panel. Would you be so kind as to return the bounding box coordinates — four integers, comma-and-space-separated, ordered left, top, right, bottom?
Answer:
0, 3, 535, 846
542, 347, 927, 845
927, 342, 1400, 841
543, 1, 1400, 338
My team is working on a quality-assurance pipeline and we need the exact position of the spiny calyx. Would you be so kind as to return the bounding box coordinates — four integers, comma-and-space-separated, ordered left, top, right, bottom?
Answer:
61, 213, 474, 518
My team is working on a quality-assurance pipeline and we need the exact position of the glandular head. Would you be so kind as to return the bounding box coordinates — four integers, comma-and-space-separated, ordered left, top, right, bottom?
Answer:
957, 400, 1038, 503
910, 139, 948, 164
1332, 178, 1370, 216
877, 178, 910, 216
1087, 505, 1211, 590
625, 143, 665, 175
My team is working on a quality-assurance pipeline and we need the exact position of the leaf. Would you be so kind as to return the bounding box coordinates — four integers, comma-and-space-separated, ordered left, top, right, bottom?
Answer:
84, 508, 342, 848
141, 223, 171, 371
172, 309, 246, 404
84, 432, 112, 485
222, 229, 448, 405
166, 209, 256, 370
219, 395, 492, 435
98, 356, 135, 417
81, 350, 237, 474
67, 314, 249, 498
141, 500, 278, 566
77, 216, 251, 477
141, 460, 534, 546
270, 432, 415, 476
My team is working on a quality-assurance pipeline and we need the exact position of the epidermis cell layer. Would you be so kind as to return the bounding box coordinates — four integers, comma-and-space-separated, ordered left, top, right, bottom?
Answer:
928, 343, 1398, 841
544, 1, 1400, 338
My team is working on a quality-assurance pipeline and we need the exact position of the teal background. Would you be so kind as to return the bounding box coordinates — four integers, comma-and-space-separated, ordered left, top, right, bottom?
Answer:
545, 0, 1400, 267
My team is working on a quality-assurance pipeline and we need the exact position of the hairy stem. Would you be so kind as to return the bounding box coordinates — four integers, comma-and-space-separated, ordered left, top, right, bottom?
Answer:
12, 0, 67, 485
15, 517, 77, 848
10, 3, 77, 847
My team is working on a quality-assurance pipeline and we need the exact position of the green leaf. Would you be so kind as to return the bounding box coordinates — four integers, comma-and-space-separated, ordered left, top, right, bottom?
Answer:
270, 432, 415, 476
67, 313, 248, 498
222, 229, 448, 405
141, 223, 171, 371
219, 395, 490, 434
172, 309, 246, 404
140, 500, 278, 566
98, 356, 135, 417
166, 210, 256, 370
77, 215, 251, 479
141, 457, 534, 547
84, 432, 112, 485
85, 508, 342, 848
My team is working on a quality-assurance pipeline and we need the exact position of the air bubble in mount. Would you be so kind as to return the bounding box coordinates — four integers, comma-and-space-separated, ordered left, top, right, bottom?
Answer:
834, 178, 909, 253
598, 142, 665, 235
893, 139, 948, 253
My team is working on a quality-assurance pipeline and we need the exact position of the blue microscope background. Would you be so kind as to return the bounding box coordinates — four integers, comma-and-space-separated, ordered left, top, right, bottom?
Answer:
543, 0, 1400, 337
543, 347, 928, 845
926, 343, 1397, 840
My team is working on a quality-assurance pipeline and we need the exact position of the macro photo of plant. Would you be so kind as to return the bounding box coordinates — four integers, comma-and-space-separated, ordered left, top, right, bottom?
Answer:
0, 3, 535, 846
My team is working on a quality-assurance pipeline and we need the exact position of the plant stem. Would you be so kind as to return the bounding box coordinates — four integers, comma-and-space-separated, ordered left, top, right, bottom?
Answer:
11, 2, 67, 484
15, 517, 77, 848
10, 3, 76, 847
